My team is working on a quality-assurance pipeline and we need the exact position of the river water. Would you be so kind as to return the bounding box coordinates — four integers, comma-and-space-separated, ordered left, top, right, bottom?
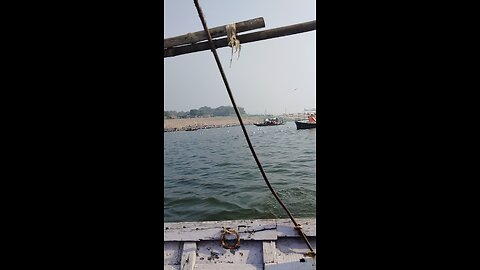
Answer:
164, 121, 316, 222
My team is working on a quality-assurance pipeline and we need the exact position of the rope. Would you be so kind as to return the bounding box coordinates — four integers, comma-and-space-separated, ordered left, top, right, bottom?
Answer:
193, 0, 315, 256
220, 228, 241, 249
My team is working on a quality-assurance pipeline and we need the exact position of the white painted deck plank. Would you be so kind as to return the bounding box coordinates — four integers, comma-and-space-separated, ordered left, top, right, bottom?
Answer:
262, 240, 276, 264
164, 218, 315, 241
181, 242, 197, 270
276, 218, 316, 237
238, 220, 277, 240
194, 264, 263, 270
275, 237, 316, 264
164, 241, 181, 265
265, 258, 316, 270
164, 219, 317, 269
164, 227, 222, 241
195, 240, 264, 265
165, 219, 279, 241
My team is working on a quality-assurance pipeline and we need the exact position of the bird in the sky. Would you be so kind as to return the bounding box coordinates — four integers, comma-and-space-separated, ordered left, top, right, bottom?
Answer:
288, 88, 298, 92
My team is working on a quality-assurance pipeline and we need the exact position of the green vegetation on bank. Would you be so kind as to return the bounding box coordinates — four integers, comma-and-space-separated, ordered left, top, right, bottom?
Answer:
164, 106, 246, 119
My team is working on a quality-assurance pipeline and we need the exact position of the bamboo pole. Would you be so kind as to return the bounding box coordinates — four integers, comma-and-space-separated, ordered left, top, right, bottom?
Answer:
164, 20, 316, 58
164, 17, 265, 49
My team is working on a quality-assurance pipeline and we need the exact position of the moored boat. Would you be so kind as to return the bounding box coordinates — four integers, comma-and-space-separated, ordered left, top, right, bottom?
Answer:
294, 120, 316, 129
185, 126, 200, 131
254, 117, 284, 127
295, 113, 316, 129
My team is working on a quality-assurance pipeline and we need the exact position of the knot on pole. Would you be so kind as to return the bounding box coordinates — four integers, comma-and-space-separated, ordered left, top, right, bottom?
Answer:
226, 23, 241, 67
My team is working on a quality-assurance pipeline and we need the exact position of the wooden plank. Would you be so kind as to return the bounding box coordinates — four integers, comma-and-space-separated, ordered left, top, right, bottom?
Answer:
164, 20, 316, 58
276, 218, 316, 237
164, 220, 238, 241
196, 240, 264, 265
275, 238, 316, 264
164, 218, 316, 241
164, 219, 317, 269
238, 220, 277, 241
264, 258, 316, 270
180, 242, 197, 270
164, 219, 278, 241
164, 17, 265, 49
262, 241, 276, 264
164, 226, 222, 241
195, 264, 263, 270
164, 241, 182, 265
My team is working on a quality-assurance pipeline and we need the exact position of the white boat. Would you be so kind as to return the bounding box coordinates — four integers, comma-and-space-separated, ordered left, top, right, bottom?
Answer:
164, 218, 316, 270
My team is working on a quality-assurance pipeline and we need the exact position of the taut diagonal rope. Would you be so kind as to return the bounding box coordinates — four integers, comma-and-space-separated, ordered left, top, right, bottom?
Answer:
193, 0, 315, 256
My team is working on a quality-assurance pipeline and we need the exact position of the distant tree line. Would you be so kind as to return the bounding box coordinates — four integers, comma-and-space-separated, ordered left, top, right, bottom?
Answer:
164, 106, 246, 119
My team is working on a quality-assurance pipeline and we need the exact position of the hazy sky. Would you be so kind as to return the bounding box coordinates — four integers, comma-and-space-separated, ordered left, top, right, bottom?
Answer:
164, 0, 316, 115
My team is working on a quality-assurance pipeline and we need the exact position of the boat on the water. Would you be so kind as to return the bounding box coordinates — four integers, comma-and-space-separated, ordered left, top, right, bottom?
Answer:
254, 118, 284, 127
185, 127, 199, 131
164, 218, 316, 270
295, 120, 316, 129
295, 113, 316, 129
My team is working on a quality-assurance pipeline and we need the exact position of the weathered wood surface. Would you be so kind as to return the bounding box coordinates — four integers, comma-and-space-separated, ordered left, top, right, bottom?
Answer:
164, 241, 181, 265
265, 258, 316, 270
164, 218, 315, 241
262, 240, 276, 264
164, 236, 316, 270
276, 219, 316, 237
164, 20, 316, 58
195, 264, 263, 270
274, 237, 316, 263
164, 17, 265, 49
196, 240, 263, 266
180, 242, 197, 270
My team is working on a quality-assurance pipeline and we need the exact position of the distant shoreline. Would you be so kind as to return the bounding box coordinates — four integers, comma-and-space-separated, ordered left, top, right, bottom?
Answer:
164, 116, 265, 132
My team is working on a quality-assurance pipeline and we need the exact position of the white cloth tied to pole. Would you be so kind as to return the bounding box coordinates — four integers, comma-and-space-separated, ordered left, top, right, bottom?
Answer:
226, 23, 241, 67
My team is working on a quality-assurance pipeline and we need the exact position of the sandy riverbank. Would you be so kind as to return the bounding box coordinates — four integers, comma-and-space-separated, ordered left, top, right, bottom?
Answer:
164, 116, 266, 131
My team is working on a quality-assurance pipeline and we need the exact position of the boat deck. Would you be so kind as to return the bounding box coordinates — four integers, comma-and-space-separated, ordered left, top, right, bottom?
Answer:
164, 218, 316, 270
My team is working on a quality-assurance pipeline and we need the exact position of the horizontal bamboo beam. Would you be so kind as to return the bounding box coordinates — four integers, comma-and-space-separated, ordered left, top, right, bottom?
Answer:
164, 17, 265, 49
164, 20, 316, 58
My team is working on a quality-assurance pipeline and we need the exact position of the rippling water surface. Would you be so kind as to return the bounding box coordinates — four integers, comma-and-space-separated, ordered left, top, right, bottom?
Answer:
164, 121, 316, 222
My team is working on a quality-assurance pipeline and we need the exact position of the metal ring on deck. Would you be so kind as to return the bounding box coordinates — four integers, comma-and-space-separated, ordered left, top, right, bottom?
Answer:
220, 228, 240, 249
